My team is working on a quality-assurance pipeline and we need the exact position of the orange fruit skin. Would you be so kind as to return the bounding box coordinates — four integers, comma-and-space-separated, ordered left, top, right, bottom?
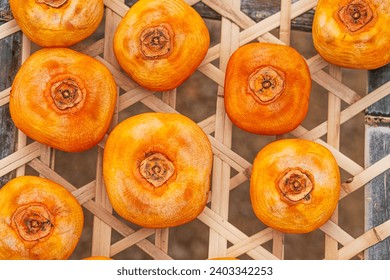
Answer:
224, 42, 311, 135
312, 0, 390, 69
0, 176, 84, 260
113, 0, 210, 91
103, 112, 213, 228
250, 139, 340, 234
10, 48, 117, 152
9, 0, 104, 47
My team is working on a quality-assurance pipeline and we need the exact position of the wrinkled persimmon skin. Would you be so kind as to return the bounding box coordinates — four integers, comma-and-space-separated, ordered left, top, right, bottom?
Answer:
9, 0, 104, 47
113, 0, 210, 91
9, 0, 103, 47
250, 139, 340, 234
312, 0, 390, 69
103, 113, 213, 228
0, 176, 84, 260
224, 43, 311, 135
10, 48, 117, 152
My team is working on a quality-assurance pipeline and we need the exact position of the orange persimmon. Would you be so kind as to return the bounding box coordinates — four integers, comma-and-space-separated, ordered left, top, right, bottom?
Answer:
0, 176, 84, 260
113, 0, 210, 91
10, 48, 117, 152
250, 139, 340, 234
9, 0, 104, 47
224, 42, 311, 135
312, 0, 390, 69
103, 112, 213, 228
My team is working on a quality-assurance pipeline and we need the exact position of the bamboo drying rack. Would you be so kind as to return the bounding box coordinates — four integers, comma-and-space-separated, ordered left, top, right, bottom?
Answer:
1, 0, 390, 260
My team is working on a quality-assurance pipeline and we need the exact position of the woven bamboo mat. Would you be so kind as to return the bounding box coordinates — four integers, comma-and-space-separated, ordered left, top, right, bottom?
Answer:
1, 0, 390, 260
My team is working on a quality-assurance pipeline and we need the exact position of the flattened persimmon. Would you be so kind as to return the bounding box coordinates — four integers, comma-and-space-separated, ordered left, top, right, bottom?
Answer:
0, 176, 83, 259
103, 113, 213, 228
250, 139, 340, 234
312, 0, 390, 69
10, 48, 117, 152
113, 0, 210, 91
9, 0, 104, 47
224, 43, 311, 135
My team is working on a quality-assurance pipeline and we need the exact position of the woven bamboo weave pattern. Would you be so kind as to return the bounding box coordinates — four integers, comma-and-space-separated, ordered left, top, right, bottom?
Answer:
0, 0, 389, 259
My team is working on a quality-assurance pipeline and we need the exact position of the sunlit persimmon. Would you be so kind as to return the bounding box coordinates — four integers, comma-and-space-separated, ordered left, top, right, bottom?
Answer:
224, 42, 311, 135
0, 176, 84, 259
9, 0, 104, 47
250, 139, 340, 234
103, 112, 213, 228
113, 0, 210, 91
312, 0, 390, 69
10, 48, 117, 152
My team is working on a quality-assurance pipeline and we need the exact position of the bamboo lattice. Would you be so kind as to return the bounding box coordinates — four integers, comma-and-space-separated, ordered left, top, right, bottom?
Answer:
1, 0, 390, 260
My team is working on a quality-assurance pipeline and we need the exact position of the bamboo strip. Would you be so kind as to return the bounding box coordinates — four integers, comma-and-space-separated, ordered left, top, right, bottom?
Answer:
111, 228, 156, 256
198, 63, 225, 87
314, 140, 364, 176
340, 154, 390, 199
307, 55, 329, 75
72, 181, 96, 205
271, 0, 293, 260
321, 221, 356, 246
91, 5, 123, 258
0, 19, 19, 40
202, 0, 253, 28
77, 38, 104, 57
0, 142, 41, 177
198, 115, 216, 135
199, 207, 279, 260
186, 0, 201, 5
208, 135, 251, 172
299, 81, 390, 141
142, 95, 177, 113
200, 0, 316, 66
337, 220, 390, 260
0, 94, 9, 107
15, 34, 32, 177
119, 89, 155, 112
95, 56, 139, 90
0, 87, 10, 100
85, 200, 173, 259
239, 0, 317, 46
325, 65, 342, 260
0, 149, 40, 178
280, 0, 292, 45
155, 88, 178, 254
226, 228, 274, 257
92, 148, 113, 257
230, 171, 249, 190
208, 0, 238, 258
207, 169, 248, 205
103, 0, 128, 17
155, 228, 169, 255
312, 71, 361, 104
28, 158, 172, 259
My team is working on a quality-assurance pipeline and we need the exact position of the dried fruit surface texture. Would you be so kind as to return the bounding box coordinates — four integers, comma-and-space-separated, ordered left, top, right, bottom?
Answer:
103, 113, 213, 228
10, 48, 117, 152
224, 42, 311, 135
113, 0, 210, 91
312, 0, 390, 69
250, 139, 340, 234
0, 176, 84, 259
9, 0, 104, 47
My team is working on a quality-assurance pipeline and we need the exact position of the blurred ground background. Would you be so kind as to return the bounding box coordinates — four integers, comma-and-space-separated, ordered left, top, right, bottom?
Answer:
47, 17, 368, 260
